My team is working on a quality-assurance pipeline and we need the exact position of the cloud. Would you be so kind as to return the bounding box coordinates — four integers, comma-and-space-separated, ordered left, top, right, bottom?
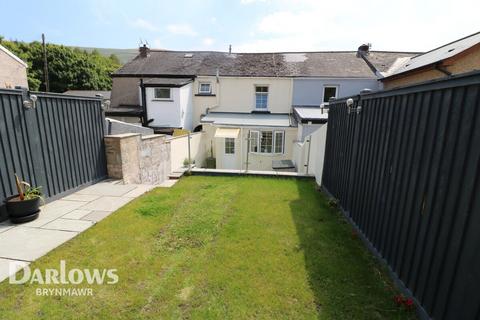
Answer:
153, 38, 163, 49
237, 0, 480, 52
167, 24, 198, 36
130, 18, 159, 32
202, 37, 215, 46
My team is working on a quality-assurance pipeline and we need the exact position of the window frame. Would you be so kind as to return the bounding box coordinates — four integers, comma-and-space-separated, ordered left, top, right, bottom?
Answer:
198, 82, 212, 94
254, 85, 269, 110
249, 130, 284, 154
153, 88, 172, 100
322, 85, 338, 103
224, 137, 235, 155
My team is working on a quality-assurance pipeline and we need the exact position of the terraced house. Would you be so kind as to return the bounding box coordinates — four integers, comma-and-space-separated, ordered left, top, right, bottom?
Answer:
108, 45, 415, 171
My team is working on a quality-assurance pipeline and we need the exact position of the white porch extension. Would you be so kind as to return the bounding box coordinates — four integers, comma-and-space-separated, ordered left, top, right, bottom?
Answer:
200, 112, 298, 171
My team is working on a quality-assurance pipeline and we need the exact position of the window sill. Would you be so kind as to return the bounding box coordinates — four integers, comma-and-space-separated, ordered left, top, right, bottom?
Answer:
249, 152, 284, 156
195, 93, 216, 97
152, 99, 174, 102
251, 109, 270, 114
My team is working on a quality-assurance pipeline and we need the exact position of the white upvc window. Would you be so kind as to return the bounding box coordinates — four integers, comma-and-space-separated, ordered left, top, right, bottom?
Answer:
249, 131, 259, 152
255, 86, 269, 109
274, 131, 284, 153
199, 82, 212, 94
154, 88, 171, 100
249, 130, 284, 154
225, 138, 235, 154
323, 85, 338, 103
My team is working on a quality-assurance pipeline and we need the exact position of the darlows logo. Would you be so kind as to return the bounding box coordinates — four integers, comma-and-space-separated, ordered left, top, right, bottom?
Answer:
9, 260, 118, 296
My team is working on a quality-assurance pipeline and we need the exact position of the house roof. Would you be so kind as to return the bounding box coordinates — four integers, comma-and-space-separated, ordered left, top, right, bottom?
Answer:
293, 107, 328, 124
63, 90, 111, 99
113, 50, 417, 79
142, 77, 193, 87
0, 44, 28, 68
382, 31, 480, 79
201, 112, 293, 127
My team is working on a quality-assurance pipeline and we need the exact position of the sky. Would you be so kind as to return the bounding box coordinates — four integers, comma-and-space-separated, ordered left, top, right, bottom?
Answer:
1, 0, 479, 53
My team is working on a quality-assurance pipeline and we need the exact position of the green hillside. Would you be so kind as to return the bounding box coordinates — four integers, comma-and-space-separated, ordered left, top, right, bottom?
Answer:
72, 47, 138, 64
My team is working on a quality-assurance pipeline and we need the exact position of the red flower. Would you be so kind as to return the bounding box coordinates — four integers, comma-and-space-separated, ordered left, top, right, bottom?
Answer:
404, 298, 414, 310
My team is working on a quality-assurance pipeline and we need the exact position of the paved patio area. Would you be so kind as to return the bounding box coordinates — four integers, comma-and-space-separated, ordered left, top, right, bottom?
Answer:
0, 179, 177, 283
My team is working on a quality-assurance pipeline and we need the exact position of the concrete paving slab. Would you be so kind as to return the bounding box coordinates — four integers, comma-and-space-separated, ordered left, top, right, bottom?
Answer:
0, 223, 14, 234
158, 180, 178, 188
42, 219, 94, 232
76, 183, 136, 197
80, 196, 133, 212
123, 185, 157, 198
0, 181, 157, 281
62, 194, 100, 202
21, 200, 87, 228
0, 227, 77, 261
81, 211, 112, 222
0, 258, 29, 283
62, 209, 92, 220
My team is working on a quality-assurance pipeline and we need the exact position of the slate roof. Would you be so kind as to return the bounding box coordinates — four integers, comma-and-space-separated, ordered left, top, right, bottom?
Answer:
63, 90, 111, 99
114, 50, 418, 79
383, 31, 480, 78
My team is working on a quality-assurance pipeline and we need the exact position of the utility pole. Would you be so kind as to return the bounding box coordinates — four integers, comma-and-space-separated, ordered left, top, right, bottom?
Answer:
42, 33, 50, 92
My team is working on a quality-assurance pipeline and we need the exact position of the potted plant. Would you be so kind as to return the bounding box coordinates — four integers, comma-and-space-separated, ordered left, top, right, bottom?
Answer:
4, 174, 43, 223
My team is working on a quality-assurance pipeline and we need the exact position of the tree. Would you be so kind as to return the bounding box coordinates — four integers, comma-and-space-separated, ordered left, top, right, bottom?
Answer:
0, 37, 121, 92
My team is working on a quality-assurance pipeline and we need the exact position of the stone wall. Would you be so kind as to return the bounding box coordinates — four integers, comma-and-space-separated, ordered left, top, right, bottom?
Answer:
104, 133, 170, 184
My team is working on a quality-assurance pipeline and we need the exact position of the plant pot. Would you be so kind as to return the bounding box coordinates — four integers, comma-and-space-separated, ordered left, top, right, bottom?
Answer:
206, 157, 216, 169
4, 195, 41, 224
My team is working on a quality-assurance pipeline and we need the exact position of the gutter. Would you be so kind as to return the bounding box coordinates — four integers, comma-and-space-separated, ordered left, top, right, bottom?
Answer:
139, 79, 148, 126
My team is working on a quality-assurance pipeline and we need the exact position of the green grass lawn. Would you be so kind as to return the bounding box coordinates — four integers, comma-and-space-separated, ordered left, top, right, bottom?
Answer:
0, 176, 415, 319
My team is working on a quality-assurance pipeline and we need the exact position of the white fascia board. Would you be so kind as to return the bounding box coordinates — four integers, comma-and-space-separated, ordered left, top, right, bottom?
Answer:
0, 44, 28, 68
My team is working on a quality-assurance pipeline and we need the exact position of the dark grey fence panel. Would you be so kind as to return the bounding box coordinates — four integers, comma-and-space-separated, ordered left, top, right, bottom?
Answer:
0, 89, 107, 221
322, 71, 480, 320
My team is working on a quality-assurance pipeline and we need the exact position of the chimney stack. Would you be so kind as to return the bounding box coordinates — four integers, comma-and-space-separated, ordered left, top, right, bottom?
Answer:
139, 44, 150, 58
229, 44, 232, 54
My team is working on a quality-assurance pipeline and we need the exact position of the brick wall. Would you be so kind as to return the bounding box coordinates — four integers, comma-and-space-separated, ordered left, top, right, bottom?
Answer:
104, 133, 170, 184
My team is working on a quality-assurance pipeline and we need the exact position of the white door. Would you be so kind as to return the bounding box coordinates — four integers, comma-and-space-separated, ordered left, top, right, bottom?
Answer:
223, 138, 237, 169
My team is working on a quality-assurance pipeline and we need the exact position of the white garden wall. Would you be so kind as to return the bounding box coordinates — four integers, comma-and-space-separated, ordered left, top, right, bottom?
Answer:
168, 132, 207, 172
293, 124, 327, 184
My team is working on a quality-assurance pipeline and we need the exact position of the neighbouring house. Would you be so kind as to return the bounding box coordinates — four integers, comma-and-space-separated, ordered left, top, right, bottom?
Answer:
378, 31, 480, 89
0, 44, 28, 89
109, 45, 414, 171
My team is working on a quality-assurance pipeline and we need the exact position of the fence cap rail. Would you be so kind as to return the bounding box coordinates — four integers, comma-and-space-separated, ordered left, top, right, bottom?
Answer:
0, 88, 103, 101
